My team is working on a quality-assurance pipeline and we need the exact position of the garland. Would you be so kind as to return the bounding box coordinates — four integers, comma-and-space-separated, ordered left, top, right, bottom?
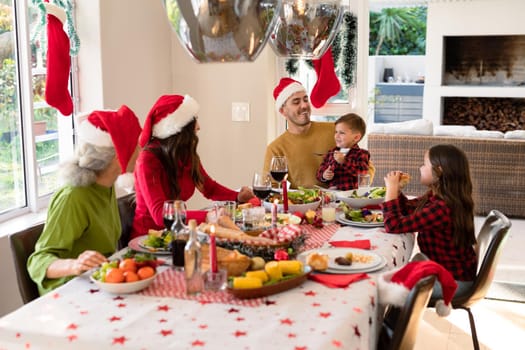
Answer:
285, 12, 357, 89
30, 0, 80, 56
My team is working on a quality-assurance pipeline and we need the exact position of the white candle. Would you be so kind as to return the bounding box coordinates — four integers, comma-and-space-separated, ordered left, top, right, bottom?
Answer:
271, 199, 278, 227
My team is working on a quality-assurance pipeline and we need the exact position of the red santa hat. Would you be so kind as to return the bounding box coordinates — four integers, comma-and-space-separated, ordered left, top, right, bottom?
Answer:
77, 105, 141, 174
139, 94, 200, 147
378, 260, 458, 317
273, 78, 307, 113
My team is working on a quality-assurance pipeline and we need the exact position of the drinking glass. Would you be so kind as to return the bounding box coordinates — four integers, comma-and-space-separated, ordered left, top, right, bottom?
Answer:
162, 200, 176, 231
358, 173, 371, 194
270, 156, 288, 189
252, 172, 272, 200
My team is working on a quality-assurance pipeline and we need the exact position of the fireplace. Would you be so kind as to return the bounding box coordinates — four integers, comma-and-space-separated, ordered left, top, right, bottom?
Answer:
443, 35, 525, 86
443, 97, 525, 132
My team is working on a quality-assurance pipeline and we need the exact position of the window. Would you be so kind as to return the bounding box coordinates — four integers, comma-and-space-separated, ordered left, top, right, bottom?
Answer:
0, 0, 74, 222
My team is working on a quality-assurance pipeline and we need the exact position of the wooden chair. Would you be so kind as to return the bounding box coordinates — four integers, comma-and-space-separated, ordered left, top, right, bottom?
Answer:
377, 275, 436, 350
427, 209, 511, 350
117, 192, 136, 249
8, 223, 44, 304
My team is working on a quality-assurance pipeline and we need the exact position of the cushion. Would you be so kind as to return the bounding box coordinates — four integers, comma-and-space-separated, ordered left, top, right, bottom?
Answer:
381, 119, 433, 135
504, 130, 525, 139
434, 125, 476, 137
466, 130, 505, 138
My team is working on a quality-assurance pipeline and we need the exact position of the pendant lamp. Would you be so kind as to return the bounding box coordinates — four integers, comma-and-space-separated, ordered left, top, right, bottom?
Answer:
268, 0, 345, 59
163, 0, 282, 63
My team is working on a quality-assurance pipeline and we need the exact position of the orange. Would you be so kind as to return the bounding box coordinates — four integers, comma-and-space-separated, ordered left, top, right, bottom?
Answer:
105, 268, 125, 283
137, 266, 155, 280
124, 271, 140, 283
119, 258, 137, 273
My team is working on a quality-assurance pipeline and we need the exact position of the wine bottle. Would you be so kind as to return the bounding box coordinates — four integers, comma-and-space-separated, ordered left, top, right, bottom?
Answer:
171, 200, 187, 270
184, 219, 203, 295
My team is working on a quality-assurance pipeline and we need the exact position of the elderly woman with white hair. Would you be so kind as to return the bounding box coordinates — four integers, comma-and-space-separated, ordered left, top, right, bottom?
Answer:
28, 106, 141, 295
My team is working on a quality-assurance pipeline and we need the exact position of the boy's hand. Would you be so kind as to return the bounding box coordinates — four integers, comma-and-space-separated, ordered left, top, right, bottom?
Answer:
323, 167, 334, 181
333, 151, 346, 164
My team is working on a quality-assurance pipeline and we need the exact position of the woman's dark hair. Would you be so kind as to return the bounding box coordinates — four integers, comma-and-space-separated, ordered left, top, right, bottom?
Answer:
145, 118, 204, 198
428, 144, 476, 247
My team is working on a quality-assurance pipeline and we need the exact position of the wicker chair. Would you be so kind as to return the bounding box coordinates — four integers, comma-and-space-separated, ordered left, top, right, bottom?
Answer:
377, 275, 436, 350
9, 223, 44, 304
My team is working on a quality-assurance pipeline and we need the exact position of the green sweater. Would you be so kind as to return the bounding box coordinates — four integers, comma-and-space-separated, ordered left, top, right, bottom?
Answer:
263, 121, 335, 188
28, 183, 121, 295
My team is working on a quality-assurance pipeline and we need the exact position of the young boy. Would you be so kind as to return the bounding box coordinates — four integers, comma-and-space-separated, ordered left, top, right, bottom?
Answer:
316, 113, 370, 190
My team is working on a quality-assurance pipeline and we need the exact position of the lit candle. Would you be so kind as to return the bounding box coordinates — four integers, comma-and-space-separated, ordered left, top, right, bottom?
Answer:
282, 180, 288, 213
210, 225, 218, 273
272, 199, 278, 227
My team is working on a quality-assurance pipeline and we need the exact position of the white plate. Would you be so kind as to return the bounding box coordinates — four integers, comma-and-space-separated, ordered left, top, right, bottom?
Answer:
336, 213, 384, 228
128, 236, 172, 255
297, 248, 387, 274
336, 187, 385, 208
90, 274, 156, 294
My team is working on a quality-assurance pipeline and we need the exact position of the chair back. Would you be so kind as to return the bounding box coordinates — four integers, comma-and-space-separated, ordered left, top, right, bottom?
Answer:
378, 275, 436, 350
8, 223, 44, 304
454, 209, 511, 307
117, 192, 136, 249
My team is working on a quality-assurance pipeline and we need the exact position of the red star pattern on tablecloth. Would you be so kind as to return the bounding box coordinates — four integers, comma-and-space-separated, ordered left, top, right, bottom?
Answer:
319, 312, 331, 318
332, 339, 343, 348
66, 323, 77, 330
312, 302, 321, 307
294, 346, 307, 350
160, 329, 172, 336
235, 317, 245, 322
304, 290, 316, 296
288, 333, 297, 338
353, 325, 361, 337
113, 296, 124, 301
228, 308, 239, 313
67, 334, 77, 342
89, 289, 99, 294
198, 324, 207, 329
280, 318, 294, 325
112, 336, 127, 344
52, 293, 60, 299
191, 340, 205, 346
109, 316, 121, 322
159, 318, 167, 323
264, 300, 276, 305
117, 303, 126, 308
233, 330, 247, 337
157, 305, 170, 312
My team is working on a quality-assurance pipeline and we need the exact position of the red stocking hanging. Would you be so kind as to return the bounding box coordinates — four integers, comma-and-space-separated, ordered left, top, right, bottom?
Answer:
310, 47, 341, 108
44, 1, 73, 116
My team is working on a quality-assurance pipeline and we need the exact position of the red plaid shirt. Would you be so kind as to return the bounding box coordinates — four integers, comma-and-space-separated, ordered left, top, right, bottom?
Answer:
381, 193, 477, 281
316, 145, 370, 190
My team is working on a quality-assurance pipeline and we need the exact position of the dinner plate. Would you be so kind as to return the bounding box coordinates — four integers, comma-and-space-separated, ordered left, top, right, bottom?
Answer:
128, 236, 172, 255
227, 266, 311, 299
297, 248, 387, 274
336, 213, 384, 228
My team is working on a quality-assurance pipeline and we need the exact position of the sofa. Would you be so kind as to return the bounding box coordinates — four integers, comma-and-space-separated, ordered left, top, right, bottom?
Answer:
368, 133, 525, 218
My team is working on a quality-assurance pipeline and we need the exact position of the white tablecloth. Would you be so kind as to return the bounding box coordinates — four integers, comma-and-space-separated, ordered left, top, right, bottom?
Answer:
0, 225, 414, 350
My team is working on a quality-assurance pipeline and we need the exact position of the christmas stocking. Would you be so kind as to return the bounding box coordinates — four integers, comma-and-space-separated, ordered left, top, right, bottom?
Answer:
310, 47, 341, 108
44, 2, 73, 116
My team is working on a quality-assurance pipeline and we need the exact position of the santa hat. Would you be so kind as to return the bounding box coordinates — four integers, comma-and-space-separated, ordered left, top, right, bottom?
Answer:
77, 105, 142, 174
273, 78, 306, 113
378, 261, 458, 317
139, 94, 199, 147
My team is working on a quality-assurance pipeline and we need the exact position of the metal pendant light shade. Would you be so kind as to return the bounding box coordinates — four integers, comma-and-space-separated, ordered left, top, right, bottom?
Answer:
268, 0, 344, 59
163, 0, 283, 63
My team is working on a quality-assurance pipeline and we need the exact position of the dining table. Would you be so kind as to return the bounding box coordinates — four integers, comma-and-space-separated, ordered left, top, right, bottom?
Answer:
0, 221, 414, 350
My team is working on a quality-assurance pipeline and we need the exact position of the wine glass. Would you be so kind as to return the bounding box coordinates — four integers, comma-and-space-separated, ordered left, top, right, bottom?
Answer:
162, 200, 176, 232
252, 172, 272, 200
270, 156, 288, 190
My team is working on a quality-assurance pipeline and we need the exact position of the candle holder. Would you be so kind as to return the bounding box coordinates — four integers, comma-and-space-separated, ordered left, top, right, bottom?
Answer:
204, 269, 228, 292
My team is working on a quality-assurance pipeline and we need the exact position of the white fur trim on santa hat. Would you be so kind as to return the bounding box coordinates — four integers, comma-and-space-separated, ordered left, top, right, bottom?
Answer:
275, 82, 306, 113
378, 269, 411, 307
44, 2, 67, 25
153, 95, 199, 139
77, 119, 113, 148
115, 173, 135, 194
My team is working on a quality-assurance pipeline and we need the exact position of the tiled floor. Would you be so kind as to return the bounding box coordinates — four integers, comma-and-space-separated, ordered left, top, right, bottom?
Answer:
414, 216, 525, 350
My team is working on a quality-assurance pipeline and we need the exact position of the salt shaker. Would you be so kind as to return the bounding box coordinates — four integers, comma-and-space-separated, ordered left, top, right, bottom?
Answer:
184, 219, 203, 295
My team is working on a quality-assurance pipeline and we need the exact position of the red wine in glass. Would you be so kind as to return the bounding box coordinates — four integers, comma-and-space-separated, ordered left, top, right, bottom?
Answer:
163, 217, 175, 230
253, 186, 271, 200
270, 170, 287, 182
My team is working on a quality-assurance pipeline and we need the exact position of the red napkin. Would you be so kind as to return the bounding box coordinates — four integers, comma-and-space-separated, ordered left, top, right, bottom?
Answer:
309, 273, 369, 288
329, 239, 371, 249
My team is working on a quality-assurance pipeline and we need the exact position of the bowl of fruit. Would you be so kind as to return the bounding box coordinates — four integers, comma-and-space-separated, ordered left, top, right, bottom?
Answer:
263, 187, 321, 214
90, 254, 160, 294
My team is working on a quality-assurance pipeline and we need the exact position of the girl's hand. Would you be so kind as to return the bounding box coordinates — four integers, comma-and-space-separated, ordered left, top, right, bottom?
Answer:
323, 167, 334, 181
237, 186, 255, 203
384, 171, 403, 201
72, 250, 107, 275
